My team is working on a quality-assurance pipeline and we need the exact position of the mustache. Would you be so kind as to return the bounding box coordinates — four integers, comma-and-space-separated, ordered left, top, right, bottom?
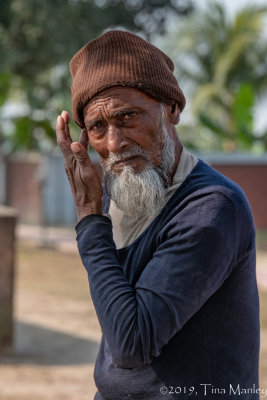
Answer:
104, 146, 150, 172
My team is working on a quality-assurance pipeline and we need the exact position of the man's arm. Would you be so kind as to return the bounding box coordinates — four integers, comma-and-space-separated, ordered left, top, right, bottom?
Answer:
76, 191, 239, 369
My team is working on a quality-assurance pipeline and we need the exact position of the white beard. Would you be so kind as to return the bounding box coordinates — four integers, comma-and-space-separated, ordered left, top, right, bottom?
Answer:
105, 164, 167, 217
102, 108, 176, 217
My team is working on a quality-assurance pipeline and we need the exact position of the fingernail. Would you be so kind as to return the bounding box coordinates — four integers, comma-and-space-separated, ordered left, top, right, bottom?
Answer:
71, 143, 80, 153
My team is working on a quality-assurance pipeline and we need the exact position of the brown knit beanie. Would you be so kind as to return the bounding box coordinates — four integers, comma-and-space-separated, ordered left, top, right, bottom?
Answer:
70, 30, 186, 128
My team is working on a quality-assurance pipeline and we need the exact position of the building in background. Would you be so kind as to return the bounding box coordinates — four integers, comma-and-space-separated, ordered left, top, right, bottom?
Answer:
1, 152, 267, 229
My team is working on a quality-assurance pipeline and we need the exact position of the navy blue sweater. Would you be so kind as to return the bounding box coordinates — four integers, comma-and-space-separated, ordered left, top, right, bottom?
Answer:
76, 160, 260, 400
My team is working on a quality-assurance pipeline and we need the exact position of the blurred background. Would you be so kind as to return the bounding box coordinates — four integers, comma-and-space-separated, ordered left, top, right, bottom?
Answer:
0, 0, 267, 399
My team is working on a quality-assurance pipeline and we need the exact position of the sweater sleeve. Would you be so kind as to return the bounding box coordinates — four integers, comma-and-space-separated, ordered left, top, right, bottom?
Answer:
76, 191, 239, 369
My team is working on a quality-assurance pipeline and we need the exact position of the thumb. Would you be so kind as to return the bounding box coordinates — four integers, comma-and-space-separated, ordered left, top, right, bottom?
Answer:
71, 142, 90, 165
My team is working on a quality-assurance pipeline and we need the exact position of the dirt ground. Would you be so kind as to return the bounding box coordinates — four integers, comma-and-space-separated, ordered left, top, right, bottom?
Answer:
0, 227, 267, 400
0, 240, 101, 400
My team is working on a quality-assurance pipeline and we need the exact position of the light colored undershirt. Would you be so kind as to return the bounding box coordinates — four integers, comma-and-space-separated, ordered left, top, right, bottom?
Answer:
108, 147, 198, 249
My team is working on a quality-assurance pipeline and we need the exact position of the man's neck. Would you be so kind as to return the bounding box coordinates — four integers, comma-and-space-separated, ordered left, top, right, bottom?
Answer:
169, 137, 183, 185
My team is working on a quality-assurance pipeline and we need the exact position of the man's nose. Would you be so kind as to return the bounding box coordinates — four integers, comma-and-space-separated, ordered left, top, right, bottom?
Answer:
107, 125, 128, 153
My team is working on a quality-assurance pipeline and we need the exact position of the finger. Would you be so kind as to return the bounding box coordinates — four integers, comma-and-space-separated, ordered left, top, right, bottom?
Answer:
79, 128, 90, 151
71, 142, 93, 166
61, 110, 72, 142
56, 115, 70, 141
56, 116, 73, 159
61, 110, 69, 124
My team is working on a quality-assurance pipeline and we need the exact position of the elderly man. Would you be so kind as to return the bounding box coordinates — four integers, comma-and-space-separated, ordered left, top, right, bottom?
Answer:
56, 30, 260, 400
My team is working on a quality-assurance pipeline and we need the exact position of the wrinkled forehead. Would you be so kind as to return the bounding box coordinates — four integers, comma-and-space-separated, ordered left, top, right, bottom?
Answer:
83, 86, 162, 119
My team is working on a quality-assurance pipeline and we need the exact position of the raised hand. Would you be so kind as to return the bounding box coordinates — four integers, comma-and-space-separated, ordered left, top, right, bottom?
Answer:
56, 111, 103, 222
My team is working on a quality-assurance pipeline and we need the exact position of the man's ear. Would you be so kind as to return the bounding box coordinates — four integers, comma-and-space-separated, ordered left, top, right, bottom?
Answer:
165, 103, 180, 125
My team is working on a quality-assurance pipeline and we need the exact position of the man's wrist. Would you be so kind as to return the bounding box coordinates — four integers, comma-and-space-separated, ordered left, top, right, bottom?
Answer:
77, 207, 102, 222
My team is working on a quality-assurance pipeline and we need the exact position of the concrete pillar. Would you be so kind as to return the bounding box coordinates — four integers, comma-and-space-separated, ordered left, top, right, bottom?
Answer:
0, 205, 17, 352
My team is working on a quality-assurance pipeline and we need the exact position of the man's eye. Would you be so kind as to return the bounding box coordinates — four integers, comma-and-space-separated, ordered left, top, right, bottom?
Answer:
90, 121, 104, 130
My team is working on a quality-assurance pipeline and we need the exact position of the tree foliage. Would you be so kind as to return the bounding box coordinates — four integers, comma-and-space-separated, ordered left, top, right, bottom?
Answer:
164, 2, 267, 152
0, 0, 193, 151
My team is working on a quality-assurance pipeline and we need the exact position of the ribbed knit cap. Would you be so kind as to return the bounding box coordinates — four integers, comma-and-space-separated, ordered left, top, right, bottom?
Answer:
70, 30, 186, 128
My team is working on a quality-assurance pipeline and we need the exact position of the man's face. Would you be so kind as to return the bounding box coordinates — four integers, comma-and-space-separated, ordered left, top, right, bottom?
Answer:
83, 87, 178, 216
83, 87, 171, 174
